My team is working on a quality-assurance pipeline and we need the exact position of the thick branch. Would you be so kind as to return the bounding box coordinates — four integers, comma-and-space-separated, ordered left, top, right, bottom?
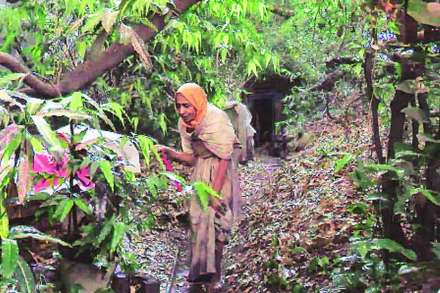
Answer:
326, 57, 359, 70
1, 0, 200, 98
310, 70, 344, 92
0, 53, 60, 96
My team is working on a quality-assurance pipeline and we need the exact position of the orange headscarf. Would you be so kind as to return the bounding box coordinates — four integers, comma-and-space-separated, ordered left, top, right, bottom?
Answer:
176, 83, 208, 128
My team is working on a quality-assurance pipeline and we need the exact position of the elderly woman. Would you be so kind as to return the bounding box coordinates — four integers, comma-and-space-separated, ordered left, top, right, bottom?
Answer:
159, 83, 240, 291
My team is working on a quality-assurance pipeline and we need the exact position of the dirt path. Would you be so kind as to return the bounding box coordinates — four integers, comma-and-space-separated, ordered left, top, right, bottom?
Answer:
130, 155, 283, 292
132, 115, 371, 292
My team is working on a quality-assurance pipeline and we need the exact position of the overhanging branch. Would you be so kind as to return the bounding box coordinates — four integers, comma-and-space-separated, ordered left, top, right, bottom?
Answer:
0, 0, 201, 98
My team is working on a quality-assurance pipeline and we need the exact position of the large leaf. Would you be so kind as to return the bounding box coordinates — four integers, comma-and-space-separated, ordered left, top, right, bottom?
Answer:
53, 199, 74, 222
1, 239, 19, 279
96, 216, 115, 246
81, 94, 116, 131
31, 116, 63, 150
16, 148, 31, 204
13, 256, 36, 293
99, 160, 114, 192
192, 181, 222, 212
74, 198, 92, 215
68, 92, 83, 111
136, 135, 153, 167
36, 109, 91, 121
0, 73, 26, 87
130, 28, 153, 72
1, 127, 22, 168
0, 197, 9, 239
9, 226, 71, 246
102, 9, 118, 33
110, 222, 125, 253
372, 239, 417, 261
334, 153, 354, 174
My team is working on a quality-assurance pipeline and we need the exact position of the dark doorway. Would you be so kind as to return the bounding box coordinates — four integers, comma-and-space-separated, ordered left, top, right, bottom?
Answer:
243, 74, 297, 149
252, 98, 273, 146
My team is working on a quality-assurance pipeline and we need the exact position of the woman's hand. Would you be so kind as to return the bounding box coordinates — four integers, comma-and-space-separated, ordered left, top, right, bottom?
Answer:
156, 145, 173, 157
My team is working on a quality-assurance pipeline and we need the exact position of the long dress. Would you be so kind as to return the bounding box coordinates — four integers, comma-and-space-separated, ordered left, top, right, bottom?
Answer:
178, 104, 241, 282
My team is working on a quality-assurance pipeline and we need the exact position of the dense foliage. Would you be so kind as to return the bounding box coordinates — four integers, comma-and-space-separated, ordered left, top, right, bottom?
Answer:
0, 0, 439, 291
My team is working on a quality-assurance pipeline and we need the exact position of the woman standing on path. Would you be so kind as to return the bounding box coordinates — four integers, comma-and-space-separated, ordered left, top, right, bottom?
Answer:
158, 83, 241, 292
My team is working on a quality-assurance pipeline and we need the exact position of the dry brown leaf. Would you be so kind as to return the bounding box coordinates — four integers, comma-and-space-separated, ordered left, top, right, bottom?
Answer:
102, 10, 118, 34
17, 155, 31, 204
130, 29, 153, 72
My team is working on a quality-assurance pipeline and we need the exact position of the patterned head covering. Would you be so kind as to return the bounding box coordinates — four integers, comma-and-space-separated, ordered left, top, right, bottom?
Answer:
175, 83, 208, 128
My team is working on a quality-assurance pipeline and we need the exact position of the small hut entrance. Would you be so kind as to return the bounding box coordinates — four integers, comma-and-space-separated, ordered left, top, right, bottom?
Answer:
243, 75, 295, 148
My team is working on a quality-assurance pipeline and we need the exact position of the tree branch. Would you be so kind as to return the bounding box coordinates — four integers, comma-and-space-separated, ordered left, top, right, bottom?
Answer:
0, 0, 201, 98
309, 70, 344, 92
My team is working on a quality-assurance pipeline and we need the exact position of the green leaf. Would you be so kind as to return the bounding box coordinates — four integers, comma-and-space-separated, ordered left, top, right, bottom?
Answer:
74, 198, 92, 215
0, 198, 9, 239
136, 135, 153, 167
13, 256, 36, 293
0, 73, 26, 87
192, 181, 222, 212
103, 102, 126, 127
31, 116, 63, 150
69, 92, 84, 111
99, 160, 114, 192
365, 163, 404, 177
96, 216, 115, 246
110, 222, 125, 253
29, 135, 44, 153
410, 187, 440, 206
1, 129, 22, 168
53, 199, 74, 222
372, 239, 417, 261
1, 239, 19, 279
81, 94, 115, 131
158, 113, 167, 135
10, 225, 71, 247
334, 153, 353, 173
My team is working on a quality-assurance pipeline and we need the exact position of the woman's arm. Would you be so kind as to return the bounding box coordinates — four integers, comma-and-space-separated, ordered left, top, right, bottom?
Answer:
212, 159, 228, 193
158, 146, 196, 166
210, 159, 229, 212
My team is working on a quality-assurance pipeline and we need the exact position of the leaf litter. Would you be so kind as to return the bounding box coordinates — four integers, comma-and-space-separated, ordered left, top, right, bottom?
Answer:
130, 114, 373, 292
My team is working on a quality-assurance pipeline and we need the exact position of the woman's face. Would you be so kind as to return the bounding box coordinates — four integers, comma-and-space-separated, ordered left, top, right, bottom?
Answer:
175, 93, 196, 124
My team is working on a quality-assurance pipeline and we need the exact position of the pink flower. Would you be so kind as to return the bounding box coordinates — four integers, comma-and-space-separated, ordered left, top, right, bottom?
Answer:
75, 167, 95, 191
33, 178, 50, 192
32, 152, 68, 192
33, 152, 68, 178
161, 153, 182, 192
33, 153, 57, 174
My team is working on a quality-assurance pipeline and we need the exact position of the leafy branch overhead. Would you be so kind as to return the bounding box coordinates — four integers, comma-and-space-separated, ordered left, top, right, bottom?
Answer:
0, 0, 201, 98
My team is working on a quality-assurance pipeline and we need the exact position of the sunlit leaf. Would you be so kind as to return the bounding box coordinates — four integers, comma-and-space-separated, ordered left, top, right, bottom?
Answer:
1, 238, 19, 279
31, 116, 63, 150
53, 199, 74, 222
110, 222, 125, 253
13, 256, 36, 293
99, 160, 114, 192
